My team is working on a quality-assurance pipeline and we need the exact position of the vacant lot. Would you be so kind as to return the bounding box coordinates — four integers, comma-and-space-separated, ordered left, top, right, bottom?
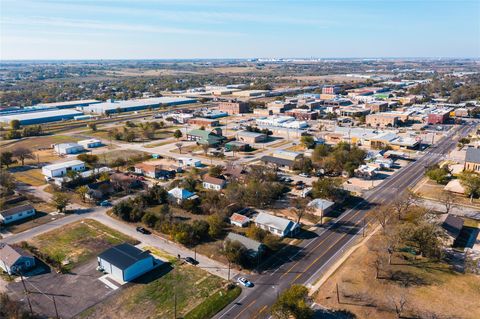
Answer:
10, 167, 46, 186
315, 234, 480, 319
98, 149, 150, 164
80, 262, 238, 319
2, 135, 80, 151
28, 219, 138, 269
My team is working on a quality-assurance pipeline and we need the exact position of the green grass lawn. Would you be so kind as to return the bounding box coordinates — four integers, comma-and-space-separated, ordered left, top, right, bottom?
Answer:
28, 219, 138, 269
79, 263, 237, 319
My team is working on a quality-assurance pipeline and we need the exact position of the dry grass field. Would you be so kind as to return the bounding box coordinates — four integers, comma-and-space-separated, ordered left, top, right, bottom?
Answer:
315, 234, 480, 319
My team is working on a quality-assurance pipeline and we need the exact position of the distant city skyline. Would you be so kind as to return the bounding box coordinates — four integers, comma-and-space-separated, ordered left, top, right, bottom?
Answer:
1, 0, 479, 60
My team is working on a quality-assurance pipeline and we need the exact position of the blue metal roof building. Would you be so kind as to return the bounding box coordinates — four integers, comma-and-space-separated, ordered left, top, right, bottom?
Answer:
0, 109, 84, 125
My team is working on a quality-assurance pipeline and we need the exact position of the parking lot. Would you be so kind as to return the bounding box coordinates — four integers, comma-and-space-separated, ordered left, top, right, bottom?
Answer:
7, 259, 116, 318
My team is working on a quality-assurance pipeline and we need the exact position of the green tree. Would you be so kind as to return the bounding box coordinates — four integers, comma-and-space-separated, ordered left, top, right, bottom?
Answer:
459, 171, 480, 201
425, 164, 450, 184
76, 185, 89, 202
88, 123, 97, 131
206, 214, 225, 238
300, 135, 315, 149
311, 177, 346, 202
271, 285, 314, 319
12, 147, 34, 166
208, 165, 224, 178
52, 192, 71, 213
0, 171, 16, 197
173, 129, 183, 140
10, 119, 20, 130
223, 239, 247, 266
0, 152, 16, 168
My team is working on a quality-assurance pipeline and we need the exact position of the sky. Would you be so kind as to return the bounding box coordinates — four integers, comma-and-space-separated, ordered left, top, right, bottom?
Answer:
1, 0, 479, 60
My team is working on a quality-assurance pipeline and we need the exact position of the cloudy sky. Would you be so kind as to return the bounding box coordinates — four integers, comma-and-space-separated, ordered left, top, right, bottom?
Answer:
1, 0, 479, 60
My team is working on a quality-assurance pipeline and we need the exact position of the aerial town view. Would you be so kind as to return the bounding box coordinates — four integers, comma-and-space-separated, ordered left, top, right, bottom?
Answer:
0, 1, 479, 319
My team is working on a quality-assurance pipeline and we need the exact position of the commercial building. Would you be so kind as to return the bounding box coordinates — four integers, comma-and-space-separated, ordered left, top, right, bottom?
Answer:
79, 97, 196, 115
97, 244, 157, 282
256, 116, 308, 129
338, 107, 370, 117
218, 101, 249, 114
134, 162, 175, 179
427, 109, 452, 124
187, 118, 220, 127
285, 109, 319, 120
307, 199, 335, 217
236, 131, 268, 143
0, 109, 84, 125
37, 99, 101, 109
42, 160, 85, 178
53, 143, 85, 155
232, 90, 269, 97
366, 113, 399, 128
225, 141, 248, 152
0, 243, 36, 275
266, 101, 296, 114
365, 101, 388, 113
0, 203, 36, 225
322, 85, 340, 95
78, 139, 102, 148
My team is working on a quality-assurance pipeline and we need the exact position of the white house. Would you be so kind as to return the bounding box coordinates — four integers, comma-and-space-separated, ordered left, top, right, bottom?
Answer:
0, 204, 36, 225
202, 175, 227, 191
0, 243, 36, 275
78, 139, 102, 148
53, 142, 85, 155
97, 243, 157, 282
254, 212, 300, 237
42, 160, 85, 178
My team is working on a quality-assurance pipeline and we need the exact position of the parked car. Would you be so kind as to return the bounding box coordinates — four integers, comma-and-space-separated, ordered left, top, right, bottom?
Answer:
237, 277, 254, 287
185, 257, 199, 265
99, 200, 111, 207
299, 173, 311, 178
136, 227, 151, 235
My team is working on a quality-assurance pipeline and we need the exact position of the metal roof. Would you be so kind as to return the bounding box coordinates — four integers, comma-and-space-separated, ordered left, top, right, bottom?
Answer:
0, 203, 35, 218
42, 160, 84, 171
98, 243, 151, 270
226, 232, 263, 252
0, 109, 83, 123
254, 212, 297, 232
465, 148, 480, 164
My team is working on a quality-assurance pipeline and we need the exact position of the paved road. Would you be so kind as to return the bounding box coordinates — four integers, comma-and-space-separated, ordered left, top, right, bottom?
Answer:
213, 122, 476, 319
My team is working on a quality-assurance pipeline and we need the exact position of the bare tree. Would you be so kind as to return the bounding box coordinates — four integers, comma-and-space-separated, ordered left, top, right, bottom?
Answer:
392, 189, 418, 220
175, 142, 183, 154
389, 293, 408, 319
12, 147, 34, 166
368, 205, 390, 234
290, 197, 310, 224
439, 191, 455, 214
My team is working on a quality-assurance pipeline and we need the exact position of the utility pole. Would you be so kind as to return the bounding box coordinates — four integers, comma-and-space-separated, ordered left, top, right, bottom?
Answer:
52, 295, 59, 319
362, 218, 366, 237
19, 273, 33, 315
228, 261, 231, 281
194, 247, 197, 261
336, 283, 340, 304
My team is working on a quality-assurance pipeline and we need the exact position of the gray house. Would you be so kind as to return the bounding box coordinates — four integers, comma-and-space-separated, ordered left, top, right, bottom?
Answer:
0, 243, 36, 275
225, 233, 265, 259
97, 243, 157, 282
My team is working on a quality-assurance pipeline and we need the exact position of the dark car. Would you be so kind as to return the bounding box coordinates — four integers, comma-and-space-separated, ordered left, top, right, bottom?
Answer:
136, 227, 151, 235
185, 257, 199, 265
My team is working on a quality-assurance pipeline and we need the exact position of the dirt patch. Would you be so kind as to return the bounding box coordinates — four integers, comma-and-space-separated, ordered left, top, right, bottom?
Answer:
314, 234, 480, 319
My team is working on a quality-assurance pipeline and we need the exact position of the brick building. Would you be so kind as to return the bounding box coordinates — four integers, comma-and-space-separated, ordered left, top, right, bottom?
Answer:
218, 101, 249, 114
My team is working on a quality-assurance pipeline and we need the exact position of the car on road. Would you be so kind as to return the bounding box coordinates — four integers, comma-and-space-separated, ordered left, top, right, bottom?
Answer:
237, 277, 254, 287
136, 226, 151, 235
185, 257, 199, 265
299, 173, 311, 178
99, 200, 111, 207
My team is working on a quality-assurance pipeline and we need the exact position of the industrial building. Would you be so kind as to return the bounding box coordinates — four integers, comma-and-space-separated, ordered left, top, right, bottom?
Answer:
236, 131, 268, 143
37, 100, 101, 109
97, 243, 157, 282
218, 101, 250, 114
54, 143, 85, 155
0, 109, 84, 125
42, 160, 85, 178
78, 139, 102, 148
79, 97, 196, 115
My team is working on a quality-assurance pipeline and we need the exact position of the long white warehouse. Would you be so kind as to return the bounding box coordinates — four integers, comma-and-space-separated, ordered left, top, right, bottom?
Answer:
79, 97, 197, 115
0, 109, 84, 125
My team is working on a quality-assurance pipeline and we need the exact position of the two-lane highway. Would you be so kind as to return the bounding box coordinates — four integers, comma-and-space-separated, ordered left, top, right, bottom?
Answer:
215, 122, 475, 319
